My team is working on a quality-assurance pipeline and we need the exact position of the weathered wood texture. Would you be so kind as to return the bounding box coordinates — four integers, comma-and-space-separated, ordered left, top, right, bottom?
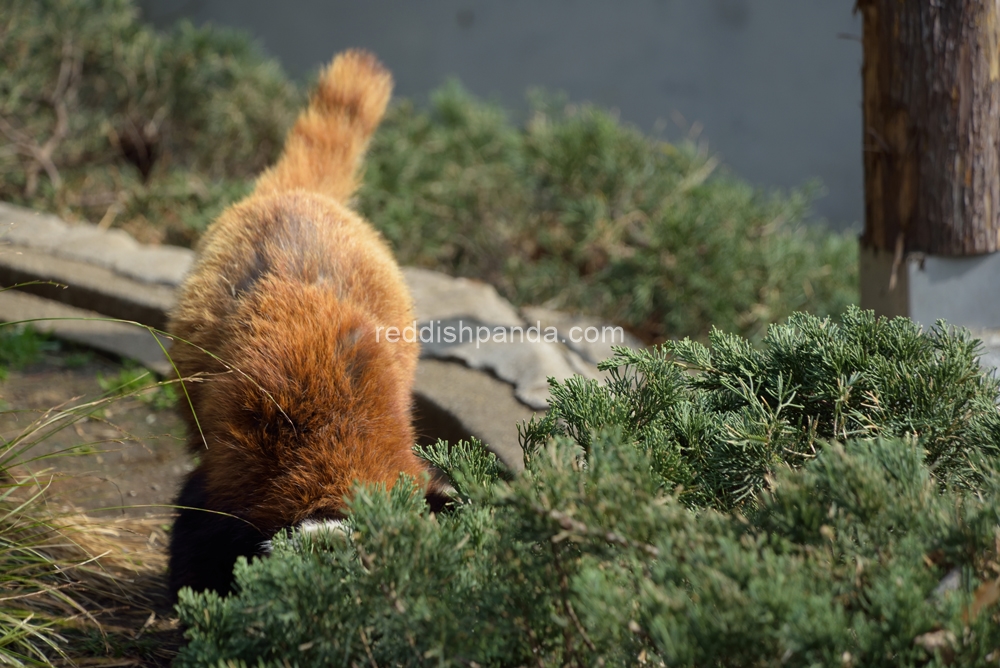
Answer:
858, 0, 1000, 256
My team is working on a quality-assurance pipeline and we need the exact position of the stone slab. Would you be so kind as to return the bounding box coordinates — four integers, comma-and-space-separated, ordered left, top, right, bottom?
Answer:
0, 203, 71, 252
403, 266, 523, 326
0, 289, 173, 376
413, 358, 535, 471
0, 202, 193, 286
521, 305, 643, 365
418, 317, 596, 409
109, 244, 194, 286
0, 245, 176, 331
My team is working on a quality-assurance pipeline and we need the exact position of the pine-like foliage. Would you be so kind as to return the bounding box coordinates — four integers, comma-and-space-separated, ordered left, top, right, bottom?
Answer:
361, 86, 857, 341
521, 305, 1000, 509
2, 1, 855, 340
0, 0, 300, 242
176, 310, 1000, 666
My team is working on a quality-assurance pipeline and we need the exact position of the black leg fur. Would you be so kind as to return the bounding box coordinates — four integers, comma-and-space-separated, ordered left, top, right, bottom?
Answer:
168, 467, 269, 599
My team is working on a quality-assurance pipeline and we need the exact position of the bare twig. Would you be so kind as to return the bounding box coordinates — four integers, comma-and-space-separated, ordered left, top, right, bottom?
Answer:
538, 505, 661, 558
358, 627, 379, 668
550, 541, 579, 664
565, 599, 597, 653
0, 37, 80, 197
519, 618, 547, 668
0, 114, 60, 196
550, 538, 599, 664
888, 231, 905, 292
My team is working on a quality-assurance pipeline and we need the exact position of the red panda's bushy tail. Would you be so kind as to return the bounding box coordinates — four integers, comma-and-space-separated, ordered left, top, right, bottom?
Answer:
253, 49, 392, 203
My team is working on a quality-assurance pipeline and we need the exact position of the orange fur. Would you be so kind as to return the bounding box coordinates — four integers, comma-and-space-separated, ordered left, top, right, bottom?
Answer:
168, 50, 432, 537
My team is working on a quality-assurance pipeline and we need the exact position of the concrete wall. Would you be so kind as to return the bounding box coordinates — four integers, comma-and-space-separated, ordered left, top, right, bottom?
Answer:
139, 0, 864, 230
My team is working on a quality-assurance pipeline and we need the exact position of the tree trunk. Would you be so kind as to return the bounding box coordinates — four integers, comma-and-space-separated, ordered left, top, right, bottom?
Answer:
858, 0, 1000, 257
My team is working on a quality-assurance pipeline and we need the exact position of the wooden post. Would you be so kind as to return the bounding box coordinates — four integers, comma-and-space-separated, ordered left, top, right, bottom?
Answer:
857, 0, 1000, 258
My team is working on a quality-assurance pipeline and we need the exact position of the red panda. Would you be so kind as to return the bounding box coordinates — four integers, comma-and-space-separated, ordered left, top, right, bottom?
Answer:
167, 50, 446, 597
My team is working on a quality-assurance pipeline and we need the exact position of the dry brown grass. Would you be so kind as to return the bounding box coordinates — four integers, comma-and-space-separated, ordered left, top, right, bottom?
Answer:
0, 332, 182, 666
0, 497, 179, 666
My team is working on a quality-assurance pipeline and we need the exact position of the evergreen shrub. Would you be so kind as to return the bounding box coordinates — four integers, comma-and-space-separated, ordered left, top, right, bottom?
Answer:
2, 0, 856, 341
176, 310, 1000, 667
521, 306, 1000, 509
361, 87, 858, 341
0, 0, 300, 243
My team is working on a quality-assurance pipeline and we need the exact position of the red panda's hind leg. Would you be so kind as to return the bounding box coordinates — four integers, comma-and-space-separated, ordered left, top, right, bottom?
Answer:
168, 468, 270, 599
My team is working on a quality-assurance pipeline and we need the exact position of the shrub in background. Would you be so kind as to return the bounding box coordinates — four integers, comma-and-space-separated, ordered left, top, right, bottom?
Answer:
361, 86, 857, 341
176, 310, 1000, 666
3, 0, 856, 342
0, 0, 299, 243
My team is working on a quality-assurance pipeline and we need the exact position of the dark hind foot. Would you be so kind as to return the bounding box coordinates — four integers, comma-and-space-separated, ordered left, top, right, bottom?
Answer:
168, 468, 268, 599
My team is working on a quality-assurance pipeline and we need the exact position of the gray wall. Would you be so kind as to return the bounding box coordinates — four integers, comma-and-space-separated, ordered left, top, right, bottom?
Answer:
140, 1, 863, 230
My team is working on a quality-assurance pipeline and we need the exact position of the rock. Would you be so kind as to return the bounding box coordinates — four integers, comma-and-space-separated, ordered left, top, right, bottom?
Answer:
59, 225, 139, 269
0, 289, 173, 376
0, 203, 70, 251
413, 359, 535, 471
0, 245, 177, 330
419, 318, 598, 409
109, 244, 193, 286
0, 202, 649, 466
521, 306, 644, 366
0, 201, 193, 286
404, 267, 633, 409
403, 267, 522, 326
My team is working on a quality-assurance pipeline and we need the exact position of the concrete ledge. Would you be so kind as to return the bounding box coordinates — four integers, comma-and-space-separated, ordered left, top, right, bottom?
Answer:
404, 267, 523, 326
0, 289, 173, 375
413, 359, 535, 471
0, 202, 192, 285
860, 242, 1000, 328
0, 246, 176, 330
0, 201, 639, 467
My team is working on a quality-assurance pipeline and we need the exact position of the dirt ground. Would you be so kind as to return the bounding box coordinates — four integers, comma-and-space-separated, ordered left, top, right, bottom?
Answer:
0, 340, 471, 665
0, 344, 191, 518
0, 344, 190, 665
